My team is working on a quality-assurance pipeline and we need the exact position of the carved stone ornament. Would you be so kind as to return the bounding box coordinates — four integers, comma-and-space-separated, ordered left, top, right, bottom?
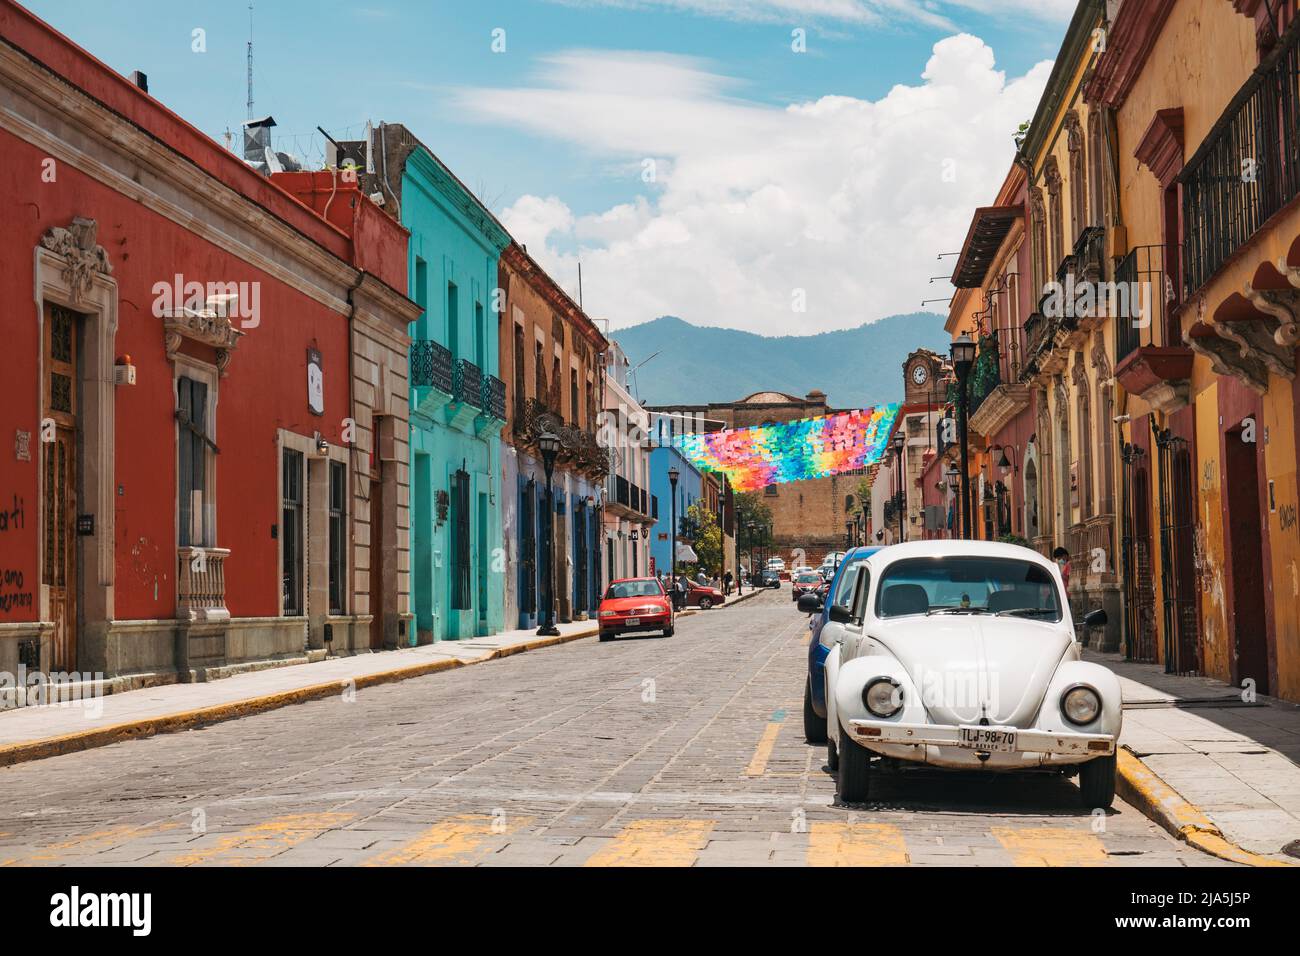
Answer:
1244, 282, 1300, 348
163, 309, 244, 377
40, 217, 112, 303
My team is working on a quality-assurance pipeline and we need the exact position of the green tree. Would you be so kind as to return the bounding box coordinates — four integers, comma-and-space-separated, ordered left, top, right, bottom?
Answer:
685, 500, 722, 577
734, 492, 773, 551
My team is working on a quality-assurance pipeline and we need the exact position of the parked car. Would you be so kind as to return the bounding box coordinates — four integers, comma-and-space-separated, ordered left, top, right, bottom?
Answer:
819, 551, 846, 576
757, 569, 782, 589
802, 546, 882, 744
791, 572, 823, 602
766, 556, 785, 573
685, 582, 724, 609
816, 541, 1119, 807
598, 577, 675, 640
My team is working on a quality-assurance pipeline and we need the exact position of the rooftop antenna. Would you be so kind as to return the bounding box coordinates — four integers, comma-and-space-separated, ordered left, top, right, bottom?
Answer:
245, 4, 254, 121
578, 261, 584, 311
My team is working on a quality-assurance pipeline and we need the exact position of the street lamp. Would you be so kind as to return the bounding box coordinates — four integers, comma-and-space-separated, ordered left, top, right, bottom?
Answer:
892, 431, 906, 543
747, 521, 758, 585
845, 519, 853, 549
536, 432, 561, 636
945, 463, 961, 540
668, 466, 680, 607
950, 333, 977, 540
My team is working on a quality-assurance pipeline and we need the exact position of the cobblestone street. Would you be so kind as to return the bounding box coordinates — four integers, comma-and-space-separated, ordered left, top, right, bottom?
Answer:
0, 589, 1224, 867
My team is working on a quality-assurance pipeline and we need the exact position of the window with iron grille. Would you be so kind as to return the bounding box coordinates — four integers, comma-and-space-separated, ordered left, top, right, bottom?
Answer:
177, 376, 211, 547
328, 460, 346, 614
282, 448, 304, 616
451, 469, 471, 610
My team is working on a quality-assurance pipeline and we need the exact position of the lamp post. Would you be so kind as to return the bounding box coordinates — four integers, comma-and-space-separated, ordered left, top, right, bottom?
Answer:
950, 333, 977, 539
845, 519, 853, 549
537, 432, 561, 636
892, 431, 906, 544
668, 466, 680, 607
747, 521, 758, 585
945, 463, 961, 541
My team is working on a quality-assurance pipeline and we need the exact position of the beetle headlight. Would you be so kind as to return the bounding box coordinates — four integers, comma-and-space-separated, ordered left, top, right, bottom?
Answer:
1061, 685, 1101, 725
863, 678, 903, 718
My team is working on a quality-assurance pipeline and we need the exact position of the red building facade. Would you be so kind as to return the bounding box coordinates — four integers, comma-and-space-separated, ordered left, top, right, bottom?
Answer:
0, 3, 418, 684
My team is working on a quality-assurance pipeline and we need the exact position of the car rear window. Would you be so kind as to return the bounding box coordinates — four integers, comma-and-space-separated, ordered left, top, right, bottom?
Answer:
605, 580, 663, 599
796, 573, 821, 584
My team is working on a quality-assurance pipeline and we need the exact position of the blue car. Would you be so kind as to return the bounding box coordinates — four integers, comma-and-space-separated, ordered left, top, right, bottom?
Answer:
803, 546, 883, 743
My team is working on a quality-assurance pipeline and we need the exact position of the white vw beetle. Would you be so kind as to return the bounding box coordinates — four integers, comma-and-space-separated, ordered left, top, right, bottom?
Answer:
822, 541, 1120, 807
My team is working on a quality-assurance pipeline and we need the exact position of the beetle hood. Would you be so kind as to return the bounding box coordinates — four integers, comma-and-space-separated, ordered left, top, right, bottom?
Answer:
873, 616, 1073, 727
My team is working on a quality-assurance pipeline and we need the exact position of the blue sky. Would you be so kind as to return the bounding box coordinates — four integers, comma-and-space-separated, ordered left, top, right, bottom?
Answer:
26, 0, 1071, 334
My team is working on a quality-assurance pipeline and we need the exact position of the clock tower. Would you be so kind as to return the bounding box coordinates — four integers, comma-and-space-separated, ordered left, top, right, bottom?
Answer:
902, 348, 945, 405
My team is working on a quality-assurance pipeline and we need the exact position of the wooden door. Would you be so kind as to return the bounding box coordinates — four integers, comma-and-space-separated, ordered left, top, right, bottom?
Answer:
42, 304, 78, 672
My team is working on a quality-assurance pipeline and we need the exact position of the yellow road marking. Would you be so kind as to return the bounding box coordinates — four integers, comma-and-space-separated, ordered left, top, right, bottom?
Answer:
171, 812, 353, 867
746, 721, 784, 776
584, 819, 714, 867
808, 821, 910, 866
7, 822, 179, 866
992, 826, 1108, 866
362, 813, 531, 866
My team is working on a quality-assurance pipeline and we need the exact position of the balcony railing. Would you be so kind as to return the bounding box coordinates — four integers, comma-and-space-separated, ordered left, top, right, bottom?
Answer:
1181, 21, 1300, 298
410, 340, 453, 394
615, 474, 630, 508
1114, 245, 1173, 366
1073, 225, 1107, 282
454, 359, 483, 408
481, 373, 506, 420
177, 547, 231, 622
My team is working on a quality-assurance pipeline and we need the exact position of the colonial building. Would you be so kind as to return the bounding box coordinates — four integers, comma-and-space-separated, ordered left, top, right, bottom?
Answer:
498, 242, 608, 628
339, 122, 510, 641
0, 5, 417, 686
601, 341, 656, 583
1085, 0, 1300, 698
869, 349, 947, 544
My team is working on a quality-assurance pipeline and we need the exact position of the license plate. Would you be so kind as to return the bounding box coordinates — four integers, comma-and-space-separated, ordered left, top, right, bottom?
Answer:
625, 618, 640, 626
958, 726, 1017, 752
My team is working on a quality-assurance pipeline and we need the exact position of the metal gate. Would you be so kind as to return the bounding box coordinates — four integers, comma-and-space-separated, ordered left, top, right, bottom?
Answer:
1155, 423, 1200, 675
1119, 438, 1158, 663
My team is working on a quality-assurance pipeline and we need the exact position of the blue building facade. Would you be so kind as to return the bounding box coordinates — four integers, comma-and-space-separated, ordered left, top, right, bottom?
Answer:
372, 124, 510, 641
648, 444, 702, 578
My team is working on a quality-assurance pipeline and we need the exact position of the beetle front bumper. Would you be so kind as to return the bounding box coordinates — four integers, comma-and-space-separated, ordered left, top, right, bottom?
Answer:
847, 720, 1115, 757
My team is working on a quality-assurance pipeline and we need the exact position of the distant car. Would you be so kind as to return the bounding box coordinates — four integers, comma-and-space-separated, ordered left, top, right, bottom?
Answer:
820, 551, 846, 574
758, 569, 782, 589
822, 541, 1120, 807
801, 546, 883, 744
598, 577, 674, 640
766, 557, 785, 572
685, 582, 724, 609
792, 565, 815, 576
791, 572, 823, 602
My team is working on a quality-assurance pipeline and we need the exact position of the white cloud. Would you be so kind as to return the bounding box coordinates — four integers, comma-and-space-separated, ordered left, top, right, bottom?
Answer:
466, 35, 1051, 335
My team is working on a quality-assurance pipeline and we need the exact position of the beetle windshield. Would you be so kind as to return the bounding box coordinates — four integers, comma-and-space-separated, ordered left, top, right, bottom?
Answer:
605, 580, 662, 599
875, 557, 1062, 621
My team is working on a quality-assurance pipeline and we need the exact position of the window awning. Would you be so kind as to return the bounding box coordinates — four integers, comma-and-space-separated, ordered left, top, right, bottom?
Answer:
951, 205, 1023, 289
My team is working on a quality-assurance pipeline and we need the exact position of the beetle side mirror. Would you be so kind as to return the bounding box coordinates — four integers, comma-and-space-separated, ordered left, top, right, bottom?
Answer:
797, 593, 823, 614
827, 604, 853, 624
1083, 608, 1108, 628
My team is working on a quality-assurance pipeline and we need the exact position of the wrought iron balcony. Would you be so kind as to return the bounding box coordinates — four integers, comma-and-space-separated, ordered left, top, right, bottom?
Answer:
454, 359, 483, 409
1113, 245, 1173, 366
1181, 22, 1300, 298
480, 373, 506, 421
410, 340, 453, 394
1072, 225, 1107, 283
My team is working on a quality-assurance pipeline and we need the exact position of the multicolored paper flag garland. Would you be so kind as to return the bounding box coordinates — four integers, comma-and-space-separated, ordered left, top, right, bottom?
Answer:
673, 403, 901, 492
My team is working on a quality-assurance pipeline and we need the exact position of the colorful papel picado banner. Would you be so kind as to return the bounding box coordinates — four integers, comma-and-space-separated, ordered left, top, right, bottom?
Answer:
673, 403, 901, 492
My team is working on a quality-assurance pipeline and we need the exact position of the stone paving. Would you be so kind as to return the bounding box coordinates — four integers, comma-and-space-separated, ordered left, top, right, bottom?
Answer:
0, 589, 1224, 866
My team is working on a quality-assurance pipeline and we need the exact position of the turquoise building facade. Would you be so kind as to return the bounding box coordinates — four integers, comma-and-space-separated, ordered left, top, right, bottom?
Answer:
373, 124, 509, 641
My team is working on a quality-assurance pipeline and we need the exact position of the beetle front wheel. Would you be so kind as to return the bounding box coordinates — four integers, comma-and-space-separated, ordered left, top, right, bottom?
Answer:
837, 731, 871, 803
1078, 753, 1116, 810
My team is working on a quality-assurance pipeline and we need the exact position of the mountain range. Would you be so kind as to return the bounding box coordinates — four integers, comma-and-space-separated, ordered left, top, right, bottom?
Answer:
608, 313, 950, 409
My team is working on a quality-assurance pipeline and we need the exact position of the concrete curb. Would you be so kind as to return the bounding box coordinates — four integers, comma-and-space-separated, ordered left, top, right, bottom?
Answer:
1116, 748, 1293, 867
0, 626, 599, 769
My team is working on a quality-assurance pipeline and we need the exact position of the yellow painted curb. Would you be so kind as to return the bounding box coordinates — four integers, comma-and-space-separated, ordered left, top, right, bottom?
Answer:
1116, 748, 1292, 867
0, 626, 599, 769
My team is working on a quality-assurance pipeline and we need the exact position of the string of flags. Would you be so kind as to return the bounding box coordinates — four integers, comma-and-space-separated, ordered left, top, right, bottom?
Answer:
673, 403, 902, 492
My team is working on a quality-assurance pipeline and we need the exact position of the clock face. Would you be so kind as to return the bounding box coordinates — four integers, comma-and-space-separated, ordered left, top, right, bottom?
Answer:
911, 363, 929, 386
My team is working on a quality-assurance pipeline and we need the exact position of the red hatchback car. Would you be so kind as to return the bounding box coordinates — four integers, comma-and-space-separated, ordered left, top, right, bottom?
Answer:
598, 577, 675, 641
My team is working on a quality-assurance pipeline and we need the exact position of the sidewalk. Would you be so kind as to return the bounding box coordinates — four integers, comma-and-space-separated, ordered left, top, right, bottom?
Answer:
0, 586, 761, 767
1085, 648, 1300, 864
